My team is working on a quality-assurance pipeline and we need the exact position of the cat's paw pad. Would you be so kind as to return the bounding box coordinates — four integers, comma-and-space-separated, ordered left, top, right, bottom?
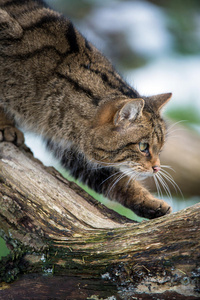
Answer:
154, 202, 172, 217
145, 200, 172, 219
0, 125, 24, 146
133, 199, 172, 219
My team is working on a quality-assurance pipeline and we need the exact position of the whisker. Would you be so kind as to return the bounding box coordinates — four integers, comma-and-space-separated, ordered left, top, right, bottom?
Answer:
126, 172, 138, 188
159, 170, 184, 199
166, 134, 186, 140
154, 175, 163, 199
166, 120, 187, 132
88, 164, 116, 171
166, 120, 187, 140
160, 168, 178, 184
160, 168, 176, 180
100, 170, 122, 186
107, 172, 126, 197
161, 165, 176, 173
107, 169, 134, 197
167, 127, 187, 135
88, 159, 125, 171
156, 173, 172, 199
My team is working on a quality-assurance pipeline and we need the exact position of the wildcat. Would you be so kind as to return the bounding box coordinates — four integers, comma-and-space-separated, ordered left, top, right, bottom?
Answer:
0, 0, 172, 219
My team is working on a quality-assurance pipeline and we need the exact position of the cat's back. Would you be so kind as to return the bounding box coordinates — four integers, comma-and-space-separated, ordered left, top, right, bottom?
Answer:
0, 0, 54, 24
0, 0, 69, 53
0, 0, 47, 12
0, 0, 103, 81
0, 0, 138, 118
0, 0, 88, 96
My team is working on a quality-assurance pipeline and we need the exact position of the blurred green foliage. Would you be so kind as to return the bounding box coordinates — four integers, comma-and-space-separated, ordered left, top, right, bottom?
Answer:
48, 0, 92, 19
48, 0, 200, 55
167, 106, 200, 126
151, 0, 200, 54
0, 237, 10, 260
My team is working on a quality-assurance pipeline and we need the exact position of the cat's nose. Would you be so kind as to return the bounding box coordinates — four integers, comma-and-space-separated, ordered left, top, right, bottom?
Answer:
152, 165, 161, 173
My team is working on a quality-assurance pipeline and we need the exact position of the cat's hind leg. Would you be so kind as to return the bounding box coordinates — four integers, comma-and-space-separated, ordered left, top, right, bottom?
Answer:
0, 106, 24, 146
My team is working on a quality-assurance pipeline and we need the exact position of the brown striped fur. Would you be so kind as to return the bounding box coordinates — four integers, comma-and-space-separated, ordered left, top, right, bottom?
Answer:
0, 0, 172, 219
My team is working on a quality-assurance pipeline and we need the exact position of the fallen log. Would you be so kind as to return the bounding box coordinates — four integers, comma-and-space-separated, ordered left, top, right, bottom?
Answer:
0, 142, 199, 299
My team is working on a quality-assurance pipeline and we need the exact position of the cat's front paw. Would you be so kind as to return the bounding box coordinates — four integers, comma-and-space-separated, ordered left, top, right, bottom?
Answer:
133, 198, 172, 219
0, 125, 24, 146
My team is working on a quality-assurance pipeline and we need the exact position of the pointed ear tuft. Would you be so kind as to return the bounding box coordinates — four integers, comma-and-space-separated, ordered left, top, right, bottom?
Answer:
148, 93, 172, 111
114, 99, 144, 126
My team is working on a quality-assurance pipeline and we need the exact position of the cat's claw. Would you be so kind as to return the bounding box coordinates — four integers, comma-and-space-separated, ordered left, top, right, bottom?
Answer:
133, 199, 172, 219
154, 205, 172, 218
150, 203, 172, 219
0, 125, 24, 146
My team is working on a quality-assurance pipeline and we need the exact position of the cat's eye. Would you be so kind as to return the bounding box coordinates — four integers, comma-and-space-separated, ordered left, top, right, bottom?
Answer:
139, 142, 149, 153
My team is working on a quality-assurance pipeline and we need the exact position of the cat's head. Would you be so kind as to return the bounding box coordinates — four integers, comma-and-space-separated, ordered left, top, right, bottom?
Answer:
89, 93, 172, 179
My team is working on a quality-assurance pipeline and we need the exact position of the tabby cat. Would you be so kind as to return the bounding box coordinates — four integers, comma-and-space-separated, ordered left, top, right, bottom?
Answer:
0, 0, 172, 219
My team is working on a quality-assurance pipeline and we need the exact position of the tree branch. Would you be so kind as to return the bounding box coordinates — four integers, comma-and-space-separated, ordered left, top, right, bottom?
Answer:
0, 142, 199, 299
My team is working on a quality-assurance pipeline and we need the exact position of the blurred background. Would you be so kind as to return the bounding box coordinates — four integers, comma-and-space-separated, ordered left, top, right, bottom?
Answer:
1, 0, 200, 259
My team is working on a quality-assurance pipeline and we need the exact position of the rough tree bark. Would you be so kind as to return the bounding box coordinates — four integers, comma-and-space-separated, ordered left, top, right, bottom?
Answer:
0, 141, 200, 300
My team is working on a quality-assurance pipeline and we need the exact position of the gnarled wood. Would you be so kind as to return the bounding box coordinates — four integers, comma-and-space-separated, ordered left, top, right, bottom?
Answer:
0, 142, 200, 299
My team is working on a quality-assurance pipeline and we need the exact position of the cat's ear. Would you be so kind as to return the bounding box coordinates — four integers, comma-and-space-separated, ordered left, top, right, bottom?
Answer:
148, 93, 172, 111
114, 99, 144, 126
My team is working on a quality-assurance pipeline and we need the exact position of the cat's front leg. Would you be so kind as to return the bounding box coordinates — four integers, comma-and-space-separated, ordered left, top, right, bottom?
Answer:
126, 181, 172, 219
108, 175, 172, 219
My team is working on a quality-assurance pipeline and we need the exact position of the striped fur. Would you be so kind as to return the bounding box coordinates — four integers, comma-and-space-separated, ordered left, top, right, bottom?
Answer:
0, 0, 172, 218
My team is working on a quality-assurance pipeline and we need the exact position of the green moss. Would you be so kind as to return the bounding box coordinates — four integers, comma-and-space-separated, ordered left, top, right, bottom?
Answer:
0, 237, 10, 259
